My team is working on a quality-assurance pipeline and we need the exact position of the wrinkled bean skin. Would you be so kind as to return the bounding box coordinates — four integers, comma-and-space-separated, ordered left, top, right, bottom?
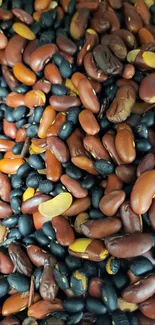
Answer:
130, 170, 155, 214
28, 299, 64, 319
27, 245, 56, 267
122, 275, 155, 304
81, 217, 122, 239
39, 261, 58, 301
2, 292, 40, 317
120, 201, 142, 233
51, 215, 75, 246
105, 233, 153, 258
99, 190, 126, 217
8, 243, 33, 277
30, 44, 58, 72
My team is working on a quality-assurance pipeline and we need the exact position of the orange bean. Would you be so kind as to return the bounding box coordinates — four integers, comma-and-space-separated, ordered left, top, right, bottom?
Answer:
38, 106, 56, 138
0, 158, 24, 174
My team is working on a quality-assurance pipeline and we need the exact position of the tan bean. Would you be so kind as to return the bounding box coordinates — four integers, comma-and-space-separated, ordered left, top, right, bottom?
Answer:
79, 109, 100, 135
99, 190, 126, 217
74, 212, 89, 234
70, 8, 90, 40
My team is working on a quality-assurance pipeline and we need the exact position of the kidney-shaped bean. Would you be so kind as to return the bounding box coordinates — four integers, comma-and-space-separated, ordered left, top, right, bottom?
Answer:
29, 44, 58, 72
99, 190, 126, 217
51, 215, 75, 246
122, 275, 155, 304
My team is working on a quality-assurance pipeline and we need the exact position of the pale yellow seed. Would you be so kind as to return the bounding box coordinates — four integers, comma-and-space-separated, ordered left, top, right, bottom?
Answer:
118, 298, 138, 312
69, 238, 92, 253
23, 187, 35, 201
13, 23, 36, 40
142, 52, 155, 68
127, 49, 140, 63
39, 192, 73, 218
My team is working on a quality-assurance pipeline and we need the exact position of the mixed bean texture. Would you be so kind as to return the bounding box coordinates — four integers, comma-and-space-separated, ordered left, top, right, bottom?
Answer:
0, 0, 154, 324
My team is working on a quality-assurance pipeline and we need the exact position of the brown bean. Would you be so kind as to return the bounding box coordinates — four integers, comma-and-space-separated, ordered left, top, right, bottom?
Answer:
5, 35, 27, 67
113, 29, 137, 49
0, 201, 12, 218
0, 49, 7, 65
137, 311, 155, 324
21, 193, 51, 214
28, 299, 64, 319
67, 128, 86, 157
46, 112, 66, 137
88, 277, 103, 298
101, 34, 127, 61
83, 135, 110, 160
139, 73, 155, 103
0, 172, 11, 202
2, 292, 40, 317
77, 30, 99, 67
78, 78, 100, 113
139, 297, 155, 320
81, 217, 122, 238
107, 0, 122, 9
13, 63, 36, 86
0, 30, 8, 49
137, 153, 155, 177
0, 8, 13, 20
12, 8, 33, 25
0, 252, 14, 274
104, 174, 123, 194
62, 197, 91, 217
15, 128, 27, 143
116, 164, 137, 184
148, 199, 155, 230
123, 275, 155, 304
83, 52, 107, 82
51, 215, 75, 246
148, 129, 155, 154
38, 106, 56, 139
27, 244, 56, 267
123, 3, 143, 34
6, 92, 25, 108
99, 190, 126, 217
102, 132, 124, 165
68, 238, 109, 261
131, 170, 155, 214
120, 201, 142, 233
70, 8, 90, 40
8, 243, 33, 277
71, 156, 98, 175
135, 0, 151, 25
45, 149, 62, 182
39, 261, 58, 301
74, 212, 89, 234
116, 78, 139, 93
44, 63, 62, 84
0, 139, 15, 152
115, 129, 136, 164
123, 64, 135, 79
49, 95, 81, 112
34, 0, 51, 10
105, 233, 153, 258
56, 35, 77, 56
33, 78, 51, 94
23, 39, 38, 66
24, 90, 46, 109
61, 174, 88, 198
30, 44, 58, 72
2, 66, 19, 91
71, 72, 86, 89
3, 120, 17, 139
46, 136, 70, 163
106, 85, 136, 123
79, 109, 100, 135
0, 158, 24, 174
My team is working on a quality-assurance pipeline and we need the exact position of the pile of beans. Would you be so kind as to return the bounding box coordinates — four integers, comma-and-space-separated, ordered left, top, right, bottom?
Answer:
0, 0, 155, 324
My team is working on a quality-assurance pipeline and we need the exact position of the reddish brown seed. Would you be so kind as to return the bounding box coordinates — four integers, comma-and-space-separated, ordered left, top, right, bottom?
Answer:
6, 92, 25, 108
115, 129, 136, 164
61, 174, 88, 199
120, 201, 143, 233
83, 135, 110, 160
89, 277, 103, 298
72, 156, 98, 175
8, 243, 33, 277
28, 299, 64, 319
62, 197, 91, 217
29, 44, 58, 72
0, 252, 14, 274
122, 64, 135, 79
0, 30, 8, 49
27, 245, 56, 267
46, 112, 66, 137
148, 199, 155, 230
137, 153, 155, 177
104, 174, 123, 195
67, 128, 86, 157
0, 172, 11, 202
79, 109, 100, 135
49, 95, 81, 112
81, 217, 122, 239
102, 132, 123, 165
122, 275, 155, 304
2, 66, 19, 91
21, 193, 51, 214
12, 8, 33, 25
45, 149, 62, 182
0, 201, 12, 218
44, 63, 62, 84
139, 297, 155, 320
38, 106, 56, 139
99, 190, 126, 217
5, 35, 27, 67
3, 120, 17, 139
105, 233, 153, 258
116, 164, 137, 184
77, 78, 100, 113
51, 215, 75, 246
139, 73, 155, 103
0, 158, 24, 174
33, 78, 51, 94
23, 39, 38, 66
46, 136, 70, 163
2, 292, 40, 317
39, 260, 58, 301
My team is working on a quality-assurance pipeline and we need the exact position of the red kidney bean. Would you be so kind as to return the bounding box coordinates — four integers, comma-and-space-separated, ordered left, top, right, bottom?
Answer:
29, 44, 58, 72
5, 35, 27, 67
81, 217, 122, 238
51, 215, 75, 246
21, 193, 51, 214
99, 190, 126, 217
61, 174, 88, 198
120, 201, 143, 233
122, 275, 155, 304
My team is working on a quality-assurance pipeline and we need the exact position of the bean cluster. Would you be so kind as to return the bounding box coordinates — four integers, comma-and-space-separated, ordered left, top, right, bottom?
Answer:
0, 0, 154, 324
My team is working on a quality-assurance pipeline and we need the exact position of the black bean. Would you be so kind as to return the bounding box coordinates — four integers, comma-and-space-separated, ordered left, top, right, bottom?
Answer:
42, 221, 56, 240
112, 271, 129, 292
101, 282, 118, 311
151, 14, 155, 25
12, 0, 23, 8
23, 0, 33, 15
65, 255, 82, 271
133, 70, 145, 83
10, 188, 23, 199
129, 256, 153, 276
63, 297, 85, 313
26, 124, 39, 138
17, 163, 32, 178
135, 123, 148, 139
94, 160, 114, 176
50, 240, 67, 258
56, 29, 68, 38
135, 139, 152, 152
26, 173, 42, 189
35, 229, 50, 246
22, 237, 35, 246
0, 19, 12, 30
80, 174, 96, 189
0, 87, 9, 99
65, 162, 83, 180
16, 118, 27, 129
12, 141, 24, 155
5, 108, 15, 122
38, 180, 54, 194
10, 197, 21, 214
40, 30, 55, 45
70, 270, 88, 296
53, 183, 68, 195
7, 272, 30, 292
67, 106, 81, 124
8, 228, 22, 240
81, 261, 98, 278
33, 267, 43, 290
89, 209, 105, 219
0, 278, 9, 298
12, 106, 28, 121
40, 9, 56, 28
68, 0, 76, 15
106, 257, 120, 275
111, 310, 130, 325
104, 84, 118, 100
30, 22, 41, 35
98, 117, 111, 132
51, 84, 67, 96
53, 268, 70, 291
126, 312, 138, 325
11, 175, 24, 189
86, 297, 107, 314
2, 214, 19, 228
126, 114, 141, 128
14, 84, 30, 94
141, 111, 155, 127
91, 186, 104, 209
96, 314, 111, 325
28, 154, 45, 170
33, 106, 44, 123
18, 214, 34, 237
59, 60, 72, 78
52, 53, 64, 67
59, 121, 74, 140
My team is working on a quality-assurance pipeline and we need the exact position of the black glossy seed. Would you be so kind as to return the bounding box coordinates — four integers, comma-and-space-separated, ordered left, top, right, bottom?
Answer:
112, 271, 129, 292
142, 212, 151, 227
129, 256, 153, 276
94, 160, 114, 176
53, 183, 67, 195
65, 162, 83, 180
16, 118, 27, 129
0, 278, 9, 298
40, 30, 55, 45
10, 197, 21, 214
0, 19, 12, 30
96, 314, 111, 325
28, 154, 45, 170
28, 114, 34, 124
11, 175, 24, 189
91, 186, 104, 209
42, 221, 56, 240
104, 85, 118, 100
0, 77, 7, 88
23, 0, 33, 15
0, 152, 3, 160
98, 117, 111, 132
133, 70, 145, 83
63, 297, 85, 313
39, 180, 54, 194
26, 173, 42, 189
89, 209, 105, 219
10, 188, 23, 199
151, 14, 155, 25
18, 214, 34, 237
51, 84, 67, 96
81, 261, 98, 277
17, 163, 32, 178
68, 0, 76, 15
7, 272, 30, 292
65, 255, 82, 271
150, 4, 155, 14
50, 240, 67, 258
33, 106, 44, 123
80, 174, 96, 189
12, 0, 23, 8
35, 229, 50, 246
101, 282, 118, 311
59, 121, 74, 140
67, 106, 81, 124
135, 123, 148, 139
26, 124, 39, 138
8, 228, 22, 240
14, 84, 29, 94
5, 108, 15, 122
59, 60, 72, 78
67, 312, 83, 325
126, 114, 141, 128
57, 261, 70, 276
31, 22, 41, 35
56, 28, 68, 38
22, 237, 35, 246
111, 310, 129, 325
135, 139, 152, 152
12, 141, 24, 155
106, 257, 120, 275
86, 297, 107, 315
141, 111, 154, 127
12, 106, 28, 121
40, 9, 56, 28
126, 312, 138, 325
33, 267, 43, 290
0, 87, 9, 99
70, 270, 88, 296
53, 268, 70, 291
53, 53, 64, 67
2, 214, 19, 228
